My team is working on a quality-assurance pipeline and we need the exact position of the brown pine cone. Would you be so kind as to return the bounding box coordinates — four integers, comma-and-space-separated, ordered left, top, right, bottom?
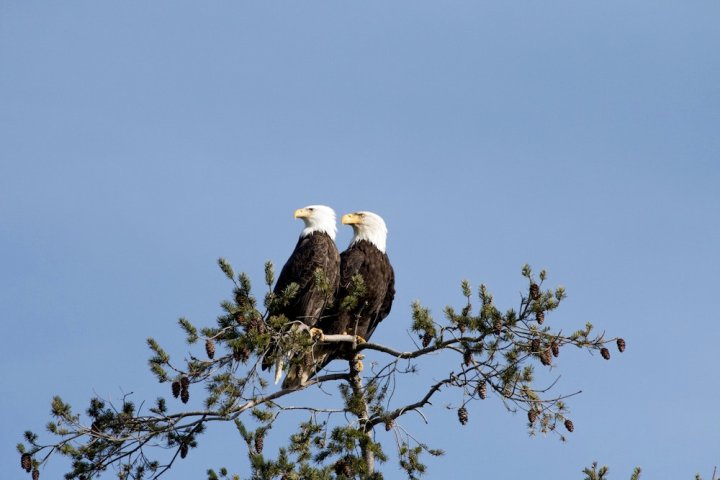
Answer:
384, 418, 395, 431
32, 468, 39, 480
536, 311, 545, 324
477, 381, 487, 399
463, 348, 472, 366
551, 342, 560, 358
180, 387, 190, 404
530, 338, 540, 352
234, 346, 250, 363
21, 453, 32, 472
530, 283, 541, 300
601, 347, 611, 360
180, 376, 190, 389
251, 316, 266, 335
564, 419, 574, 432
527, 409, 538, 424
421, 332, 432, 348
540, 349, 552, 366
205, 339, 216, 360
334, 457, 352, 477
171, 380, 181, 398
254, 433, 264, 454
616, 338, 626, 353
493, 319, 503, 335
457, 406, 469, 425
180, 443, 189, 459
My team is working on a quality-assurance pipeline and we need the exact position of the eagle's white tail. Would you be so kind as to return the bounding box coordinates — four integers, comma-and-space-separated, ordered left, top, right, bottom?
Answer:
274, 358, 284, 384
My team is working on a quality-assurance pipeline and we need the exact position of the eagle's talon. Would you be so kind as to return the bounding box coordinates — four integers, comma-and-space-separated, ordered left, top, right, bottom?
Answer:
309, 328, 325, 341
355, 335, 367, 344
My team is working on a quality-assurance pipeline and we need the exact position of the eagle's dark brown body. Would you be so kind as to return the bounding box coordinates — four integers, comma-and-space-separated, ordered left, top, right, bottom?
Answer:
262, 231, 339, 373
324, 239, 395, 342
272, 231, 340, 325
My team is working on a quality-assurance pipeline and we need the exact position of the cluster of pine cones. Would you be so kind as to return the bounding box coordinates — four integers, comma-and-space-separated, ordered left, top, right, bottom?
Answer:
171, 376, 191, 404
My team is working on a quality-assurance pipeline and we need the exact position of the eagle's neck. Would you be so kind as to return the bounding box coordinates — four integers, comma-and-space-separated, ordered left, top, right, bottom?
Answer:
301, 221, 337, 241
350, 229, 386, 253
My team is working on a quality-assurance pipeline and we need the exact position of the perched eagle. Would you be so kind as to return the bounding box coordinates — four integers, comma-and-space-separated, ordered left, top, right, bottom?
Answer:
262, 205, 340, 382
283, 211, 395, 388
330, 211, 395, 342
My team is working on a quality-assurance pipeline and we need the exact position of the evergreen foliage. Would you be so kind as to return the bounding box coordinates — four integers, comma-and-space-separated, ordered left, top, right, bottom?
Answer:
582, 462, 642, 480
18, 261, 629, 479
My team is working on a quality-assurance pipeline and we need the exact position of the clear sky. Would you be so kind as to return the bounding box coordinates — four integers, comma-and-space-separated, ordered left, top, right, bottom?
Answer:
2, 1, 718, 478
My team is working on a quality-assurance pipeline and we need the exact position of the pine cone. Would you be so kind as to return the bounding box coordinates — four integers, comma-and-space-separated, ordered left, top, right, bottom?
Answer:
384, 418, 395, 431
251, 316, 266, 335
180, 443, 189, 459
463, 348, 472, 366
540, 349, 552, 366
476, 381, 487, 400
180, 387, 190, 404
601, 347, 611, 360
171, 380, 181, 398
530, 283, 540, 300
234, 346, 250, 363
457, 406, 469, 425
180, 376, 190, 389
493, 319, 503, 335
21, 453, 32, 472
334, 457, 352, 477
564, 419, 574, 432
32, 468, 39, 480
527, 409, 538, 424
421, 332, 432, 348
205, 339, 216, 360
255, 433, 264, 454
530, 338, 540, 352
616, 338, 626, 353
536, 311, 545, 324
551, 341, 560, 358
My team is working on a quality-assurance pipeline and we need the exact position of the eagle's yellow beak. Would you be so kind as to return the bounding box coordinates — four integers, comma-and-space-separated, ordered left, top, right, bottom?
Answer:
294, 208, 311, 219
341, 213, 362, 225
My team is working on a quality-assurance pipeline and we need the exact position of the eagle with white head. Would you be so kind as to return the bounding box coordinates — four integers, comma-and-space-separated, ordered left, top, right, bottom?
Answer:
262, 205, 340, 381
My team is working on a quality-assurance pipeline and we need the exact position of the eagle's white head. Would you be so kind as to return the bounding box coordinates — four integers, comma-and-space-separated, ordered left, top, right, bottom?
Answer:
294, 205, 337, 240
342, 211, 388, 253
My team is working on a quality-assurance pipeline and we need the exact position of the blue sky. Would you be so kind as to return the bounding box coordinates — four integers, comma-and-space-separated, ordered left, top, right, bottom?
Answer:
1, 1, 718, 478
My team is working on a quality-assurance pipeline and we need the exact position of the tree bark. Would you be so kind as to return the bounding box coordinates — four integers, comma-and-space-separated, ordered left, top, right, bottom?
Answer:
348, 354, 374, 475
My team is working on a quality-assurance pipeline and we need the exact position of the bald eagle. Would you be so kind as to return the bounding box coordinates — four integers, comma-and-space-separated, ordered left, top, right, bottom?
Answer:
262, 205, 340, 382
283, 211, 395, 388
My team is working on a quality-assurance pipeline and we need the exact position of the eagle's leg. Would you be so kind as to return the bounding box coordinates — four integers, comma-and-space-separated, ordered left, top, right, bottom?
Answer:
355, 335, 367, 344
309, 327, 324, 341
